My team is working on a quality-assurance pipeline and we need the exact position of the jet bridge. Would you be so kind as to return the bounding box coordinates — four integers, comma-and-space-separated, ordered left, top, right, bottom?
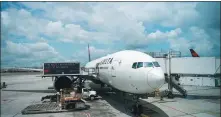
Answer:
162, 50, 187, 98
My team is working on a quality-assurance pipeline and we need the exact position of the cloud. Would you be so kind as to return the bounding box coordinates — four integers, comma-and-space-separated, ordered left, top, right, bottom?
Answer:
169, 26, 219, 56
1, 7, 112, 44
71, 46, 117, 66
126, 28, 182, 49
44, 21, 113, 43
16, 2, 148, 44
1, 8, 49, 41
1, 2, 220, 67
21, 2, 93, 23
147, 28, 182, 40
2, 2, 219, 45
1, 41, 64, 67
5, 41, 59, 57
45, 21, 63, 35
195, 2, 220, 29
113, 2, 200, 27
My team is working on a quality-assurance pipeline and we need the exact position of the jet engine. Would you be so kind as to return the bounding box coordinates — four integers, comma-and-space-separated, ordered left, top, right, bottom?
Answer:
53, 76, 73, 92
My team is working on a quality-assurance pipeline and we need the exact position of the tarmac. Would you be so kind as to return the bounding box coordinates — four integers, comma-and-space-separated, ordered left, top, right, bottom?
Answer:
1, 72, 220, 117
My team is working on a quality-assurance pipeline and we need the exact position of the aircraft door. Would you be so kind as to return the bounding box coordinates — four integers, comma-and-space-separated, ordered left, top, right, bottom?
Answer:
111, 60, 118, 77
95, 63, 99, 75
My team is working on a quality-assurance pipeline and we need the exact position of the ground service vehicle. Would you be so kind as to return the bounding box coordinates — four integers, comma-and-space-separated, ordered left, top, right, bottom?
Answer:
81, 88, 97, 100
60, 88, 86, 110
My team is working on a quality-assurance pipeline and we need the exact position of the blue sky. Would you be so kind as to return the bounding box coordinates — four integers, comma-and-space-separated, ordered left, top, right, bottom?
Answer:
1, 2, 220, 67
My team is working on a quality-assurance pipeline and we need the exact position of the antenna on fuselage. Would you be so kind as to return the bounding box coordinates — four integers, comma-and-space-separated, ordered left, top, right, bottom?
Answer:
88, 44, 91, 62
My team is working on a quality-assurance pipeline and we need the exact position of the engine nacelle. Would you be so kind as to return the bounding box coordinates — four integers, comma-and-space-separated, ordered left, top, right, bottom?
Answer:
53, 76, 72, 92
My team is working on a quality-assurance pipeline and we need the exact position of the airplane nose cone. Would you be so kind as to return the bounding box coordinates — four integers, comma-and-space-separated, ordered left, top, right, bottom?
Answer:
147, 68, 165, 90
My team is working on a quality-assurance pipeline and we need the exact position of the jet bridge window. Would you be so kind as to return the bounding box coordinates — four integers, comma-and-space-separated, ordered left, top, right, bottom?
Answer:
132, 62, 137, 69
153, 62, 160, 67
137, 62, 143, 68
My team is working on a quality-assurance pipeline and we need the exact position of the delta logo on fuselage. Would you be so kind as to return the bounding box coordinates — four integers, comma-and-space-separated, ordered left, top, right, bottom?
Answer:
98, 58, 114, 65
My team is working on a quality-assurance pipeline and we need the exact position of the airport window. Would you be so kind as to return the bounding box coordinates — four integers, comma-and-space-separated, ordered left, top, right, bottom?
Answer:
137, 62, 143, 68
144, 62, 153, 67
153, 62, 160, 67
132, 62, 137, 69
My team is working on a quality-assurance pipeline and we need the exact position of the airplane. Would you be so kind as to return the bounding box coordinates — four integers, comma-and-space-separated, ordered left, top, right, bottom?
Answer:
52, 48, 199, 97
83, 46, 165, 114
84, 50, 165, 94
190, 49, 200, 57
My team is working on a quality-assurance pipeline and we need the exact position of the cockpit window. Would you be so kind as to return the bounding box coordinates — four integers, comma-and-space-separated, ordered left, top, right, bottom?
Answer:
132, 62, 158, 69
144, 62, 154, 67
132, 62, 137, 69
153, 62, 160, 67
137, 62, 143, 68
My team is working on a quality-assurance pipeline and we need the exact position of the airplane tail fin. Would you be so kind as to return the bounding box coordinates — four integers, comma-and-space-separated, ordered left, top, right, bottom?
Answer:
88, 44, 91, 62
190, 49, 200, 57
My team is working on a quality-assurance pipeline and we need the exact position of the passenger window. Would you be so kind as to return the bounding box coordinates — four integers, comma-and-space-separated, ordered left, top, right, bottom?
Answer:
132, 62, 137, 69
137, 62, 143, 68
153, 62, 160, 67
144, 62, 153, 67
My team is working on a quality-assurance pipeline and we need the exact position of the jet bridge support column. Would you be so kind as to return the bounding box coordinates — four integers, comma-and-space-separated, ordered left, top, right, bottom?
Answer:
168, 50, 174, 99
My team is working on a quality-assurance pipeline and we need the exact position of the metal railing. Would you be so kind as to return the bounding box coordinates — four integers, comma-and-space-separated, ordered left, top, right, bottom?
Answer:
82, 67, 97, 76
146, 51, 181, 58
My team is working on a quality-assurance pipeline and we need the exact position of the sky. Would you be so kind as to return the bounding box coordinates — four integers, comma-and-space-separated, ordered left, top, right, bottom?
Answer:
1, 2, 220, 68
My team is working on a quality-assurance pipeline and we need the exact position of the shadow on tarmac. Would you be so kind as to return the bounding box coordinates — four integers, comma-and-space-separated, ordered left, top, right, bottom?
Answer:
89, 82, 169, 117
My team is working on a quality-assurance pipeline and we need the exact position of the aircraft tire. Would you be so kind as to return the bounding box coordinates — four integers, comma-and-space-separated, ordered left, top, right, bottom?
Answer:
167, 92, 174, 99
90, 95, 95, 100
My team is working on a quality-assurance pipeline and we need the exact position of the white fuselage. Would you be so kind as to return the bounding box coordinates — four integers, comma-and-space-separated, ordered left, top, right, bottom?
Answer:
85, 50, 165, 94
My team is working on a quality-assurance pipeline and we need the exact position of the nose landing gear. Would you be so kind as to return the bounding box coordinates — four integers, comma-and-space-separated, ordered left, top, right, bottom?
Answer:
124, 94, 144, 116
131, 101, 143, 117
